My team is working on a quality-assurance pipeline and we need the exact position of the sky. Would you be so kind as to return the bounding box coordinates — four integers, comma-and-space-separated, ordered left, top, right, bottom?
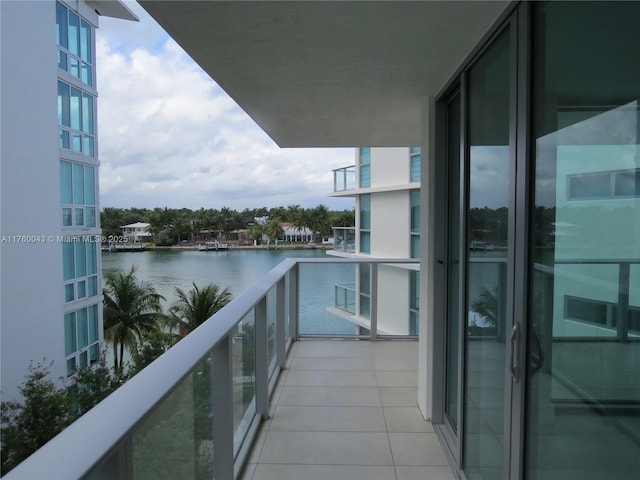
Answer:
96, 1, 355, 211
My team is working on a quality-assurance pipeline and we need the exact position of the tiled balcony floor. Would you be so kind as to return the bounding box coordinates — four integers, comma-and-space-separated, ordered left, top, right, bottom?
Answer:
241, 339, 454, 480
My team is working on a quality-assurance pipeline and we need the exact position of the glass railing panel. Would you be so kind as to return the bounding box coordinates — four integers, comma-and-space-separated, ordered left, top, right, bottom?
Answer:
231, 312, 256, 455
333, 166, 355, 192
334, 282, 356, 314
332, 227, 356, 253
630, 264, 640, 336
131, 353, 213, 480
266, 286, 277, 377
299, 262, 360, 335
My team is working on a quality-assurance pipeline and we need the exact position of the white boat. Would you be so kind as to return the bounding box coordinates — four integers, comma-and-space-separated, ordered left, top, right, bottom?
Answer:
198, 241, 229, 251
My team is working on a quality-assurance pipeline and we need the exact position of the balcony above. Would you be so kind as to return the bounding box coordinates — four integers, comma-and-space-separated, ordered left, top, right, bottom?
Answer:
332, 165, 356, 194
139, 1, 509, 147
331, 227, 356, 254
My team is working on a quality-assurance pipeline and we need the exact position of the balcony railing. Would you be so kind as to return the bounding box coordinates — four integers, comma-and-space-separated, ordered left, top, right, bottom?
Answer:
332, 165, 355, 192
332, 227, 355, 253
5, 258, 417, 480
334, 282, 356, 314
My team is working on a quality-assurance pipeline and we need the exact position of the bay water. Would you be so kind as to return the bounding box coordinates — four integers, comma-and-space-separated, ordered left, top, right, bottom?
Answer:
102, 248, 355, 334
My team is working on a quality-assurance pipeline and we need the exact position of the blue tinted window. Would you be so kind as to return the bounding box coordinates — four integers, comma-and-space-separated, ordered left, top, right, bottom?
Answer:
410, 147, 421, 182
359, 147, 371, 165
56, 2, 68, 48
63, 242, 74, 280
360, 164, 371, 188
58, 82, 70, 127
360, 194, 371, 229
60, 161, 72, 204
360, 232, 370, 254
64, 312, 76, 355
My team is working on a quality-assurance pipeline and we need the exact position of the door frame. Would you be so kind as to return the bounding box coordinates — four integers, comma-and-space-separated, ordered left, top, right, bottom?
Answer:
430, 3, 532, 479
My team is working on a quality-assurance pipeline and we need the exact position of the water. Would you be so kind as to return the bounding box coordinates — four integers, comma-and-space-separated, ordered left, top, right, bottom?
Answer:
102, 248, 356, 334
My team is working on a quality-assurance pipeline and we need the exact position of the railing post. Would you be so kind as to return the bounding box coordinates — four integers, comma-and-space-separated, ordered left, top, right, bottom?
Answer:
288, 263, 299, 341
617, 262, 630, 342
542, 268, 554, 374
211, 338, 234, 480
370, 262, 378, 341
255, 297, 270, 419
276, 277, 286, 369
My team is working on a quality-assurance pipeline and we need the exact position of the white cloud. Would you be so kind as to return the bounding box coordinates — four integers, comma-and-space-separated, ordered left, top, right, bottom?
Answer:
96, 2, 354, 211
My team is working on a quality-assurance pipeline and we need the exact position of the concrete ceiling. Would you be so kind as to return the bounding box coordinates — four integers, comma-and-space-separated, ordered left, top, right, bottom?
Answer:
140, 1, 509, 147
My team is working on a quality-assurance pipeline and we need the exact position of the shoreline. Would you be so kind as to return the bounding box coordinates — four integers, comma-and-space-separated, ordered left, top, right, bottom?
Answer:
104, 243, 332, 252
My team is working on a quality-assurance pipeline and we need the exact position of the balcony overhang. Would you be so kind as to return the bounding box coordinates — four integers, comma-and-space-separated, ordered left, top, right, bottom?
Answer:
139, 1, 509, 147
87, 0, 138, 21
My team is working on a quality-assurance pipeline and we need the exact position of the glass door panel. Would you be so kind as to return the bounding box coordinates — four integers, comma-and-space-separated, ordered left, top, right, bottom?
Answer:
527, 3, 640, 479
463, 28, 512, 480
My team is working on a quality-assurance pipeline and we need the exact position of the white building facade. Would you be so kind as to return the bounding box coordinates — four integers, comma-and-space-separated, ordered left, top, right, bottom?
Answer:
0, 0, 135, 401
121, 222, 153, 243
328, 147, 421, 335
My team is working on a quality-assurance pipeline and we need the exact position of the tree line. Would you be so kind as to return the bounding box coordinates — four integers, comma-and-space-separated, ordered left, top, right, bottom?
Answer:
102, 204, 355, 245
1, 267, 231, 475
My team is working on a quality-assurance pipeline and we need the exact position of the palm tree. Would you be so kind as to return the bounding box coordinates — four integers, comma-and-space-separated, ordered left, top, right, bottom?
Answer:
265, 220, 284, 245
168, 282, 232, 337
103, 266, 164, 371
308, 204, 330, 242
249, 223, 264, 245
292, 208, 311, 242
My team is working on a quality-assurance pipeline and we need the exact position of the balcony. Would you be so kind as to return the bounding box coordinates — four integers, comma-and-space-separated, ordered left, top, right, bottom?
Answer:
5, 258, 446, 480
241, 339, 452, 480
332, 165, 356, 192
334, 282, 356, 314
332, 227, 356, 253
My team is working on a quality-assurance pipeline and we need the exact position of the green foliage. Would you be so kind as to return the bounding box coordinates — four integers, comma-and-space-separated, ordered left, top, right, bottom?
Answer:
100, 204, 355, 245
470, 286, 498, 326
168, 282, 233, 338
69, 356, 125, 417
265, 219, 285, 243
103, 266, 165, 371
1, 362, 72, 475
129, 329, 177, 377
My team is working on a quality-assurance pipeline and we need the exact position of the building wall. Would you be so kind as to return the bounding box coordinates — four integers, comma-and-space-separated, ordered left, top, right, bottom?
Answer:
1, 0, 66, 400
370, 147, 412, 188
377, 265, 411, 335
370, 190, 411, 258
331, 147, 420, 336
1, 0, 105, 401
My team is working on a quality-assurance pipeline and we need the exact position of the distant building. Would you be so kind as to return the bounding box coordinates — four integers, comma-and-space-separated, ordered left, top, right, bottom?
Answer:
328, 147, 421, 335
121, 222, 153, 243
280, 222, 314, 243
0, 0, 137, 401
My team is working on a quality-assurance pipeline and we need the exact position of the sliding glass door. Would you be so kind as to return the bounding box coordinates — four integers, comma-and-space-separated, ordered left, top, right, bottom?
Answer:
462, 27, 513, 480
526, 3, 640, 479
438, 4, 639, 479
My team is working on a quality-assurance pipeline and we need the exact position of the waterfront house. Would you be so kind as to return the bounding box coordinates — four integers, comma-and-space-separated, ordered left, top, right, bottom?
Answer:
280, 222, 314, 243
121, 222, 153, 243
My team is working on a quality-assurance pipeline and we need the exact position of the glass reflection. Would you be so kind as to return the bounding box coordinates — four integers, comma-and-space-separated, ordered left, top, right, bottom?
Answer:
527, 3, 640, 479
463, 28, 511, 480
